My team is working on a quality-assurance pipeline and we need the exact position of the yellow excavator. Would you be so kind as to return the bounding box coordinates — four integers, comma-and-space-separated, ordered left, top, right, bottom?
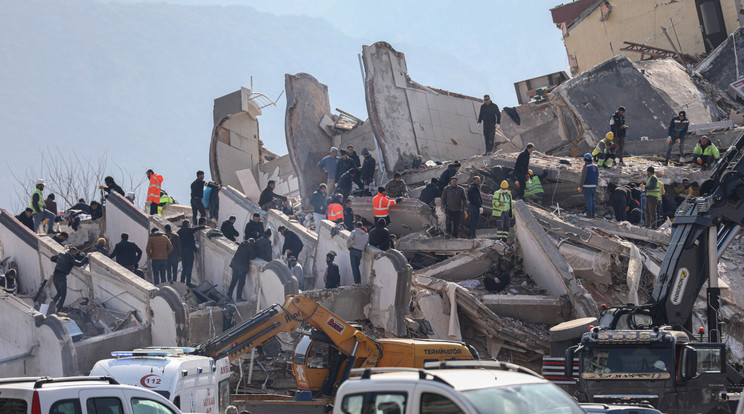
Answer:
195, 295, 477, 395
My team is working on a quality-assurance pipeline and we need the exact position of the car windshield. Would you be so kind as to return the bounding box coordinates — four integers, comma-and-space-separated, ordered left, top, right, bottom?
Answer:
582, 346, 672, 377
461, 382, 585, 414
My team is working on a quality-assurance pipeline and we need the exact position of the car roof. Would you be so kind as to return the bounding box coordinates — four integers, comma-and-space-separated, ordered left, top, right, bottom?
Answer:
346, 368, 546, 392
0, 377, 144, 392
581, 403, 662, 413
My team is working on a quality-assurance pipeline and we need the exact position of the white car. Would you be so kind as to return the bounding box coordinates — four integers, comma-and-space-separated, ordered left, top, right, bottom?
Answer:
335, 360, 586, 414
0, 376, 183, 414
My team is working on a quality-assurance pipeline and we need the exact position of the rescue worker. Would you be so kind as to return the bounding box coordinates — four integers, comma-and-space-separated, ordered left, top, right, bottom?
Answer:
190, 170, 206, 224
30, 179, 56, 234
317, 147, 340, 194
514, 143, 534, 199
674, 178, 694, 205
492, 180, 512, 241
476, 94, 501, 154
419, 178, 439, 209
109, 233, 142, 273
467, 176, 483, 239
323, 251, 341, 289
334, 149, 356, 181
343, 199, 354, 230
227, 238, 255, 302
438, 161, 461, 193
157, 190, 176, 215
50, 246, 88, 314
310, 184, 328, 229
645, 166, 661, 229
372, 187, 402, 226
146, 169, 163, 215
609, 106, 628, 165
146, 227, 173, 285
360, 148, 377, 196
347, 221, 369, 285
579, 153, 599, 218
524, 169, 544, 203
336, 168, 357, 201
326, 194, 344, 224
692, 135, 720, 170
608, 182, 631, 222
384, 172, 409, 198
278, 225, 303, 258
257, 180, 287, 210
178, 220, 206, 287
441, 177, 467, 238
592, 132, 616, 168
664, 111, 690, 165
220, 216, 240, 242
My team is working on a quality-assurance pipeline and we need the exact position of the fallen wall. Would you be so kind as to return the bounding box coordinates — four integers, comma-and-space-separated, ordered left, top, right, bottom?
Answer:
512, 200, 596, 318
697, 27, 744, 93
0, 209, 45, 294
362, 42, 490, 172
104, 192, 149, 268
74, 325, 151, 374
350, 198, 437, 237
368, 249, 412, 337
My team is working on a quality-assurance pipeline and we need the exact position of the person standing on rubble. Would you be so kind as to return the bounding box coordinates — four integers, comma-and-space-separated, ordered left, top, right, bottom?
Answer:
30, 179, 56, 234
318, 147, 340, 194
477, 94, 501, 154
609, 106, 628, 165
190, 170, 207, 225
360, 148, 377, 196
343, 199, 355, 229
419, 178, 439, 210
288, 255, 304, 290
109, 233, 142, 273
592, 132, 617, 168
164, 225, 181, 282
227, 238, 255, 302
146, 169, 163, 216
178, 220, 205, 287
664, 111, 690, 165
323, 251, 341, 289
146, 227, 173, 285
514, 144, 534, 199
441, 177, 467, 238
347, 221, 368, 285
645, 166, 661, 228
327, 194, 345, 225
608, 182, 631, 222
373, 187, 402, 226
437, 161, 461, 193
335, 149, 356, 182
385, 172, 409, 198
347, 145, 364, 190
578, 153, 599, 218
310, 184, 328, 229
467, 176, 483, 239
492, 180, 512, 241
50, 246, 88, 314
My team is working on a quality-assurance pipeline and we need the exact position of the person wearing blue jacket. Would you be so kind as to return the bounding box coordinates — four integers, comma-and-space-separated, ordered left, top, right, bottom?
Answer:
664, 111, 690, 165
317, 147, 340, 194
578, 153, 599, 218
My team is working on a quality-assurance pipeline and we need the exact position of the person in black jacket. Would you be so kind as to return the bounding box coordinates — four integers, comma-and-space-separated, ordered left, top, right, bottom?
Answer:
514, 143, 534, 199
278, 226, 303, 257
50, 247, 88, 313
15, 208, 35, 231
335, 150, 356, 181
346, 145, 364, 190
419, 178, 439, 209
467, 176, 483, 239
103, 176, 125, 197
220, 216, 239, 242
109, 233, 142, 272
324, 251, 340, 289
336, 169, 357, 201
227, 239, 256, 301
609, 107, 628, 165
608, 182, 631, 222
164, 225, 181, 282
255, 229, 273, 262
360, 148, 376, 196
258, 180, 287, 210
310, 185, 328, 229
70, 198, 91, 214
343, 199, 354, 230
90, 201, 103, 220
244, 213, 264, 241
178, 220, 206, 287
369, 219, 391, 251
437, 161, 461, 192
191, 170, 206, 225
477, 94, 501, 154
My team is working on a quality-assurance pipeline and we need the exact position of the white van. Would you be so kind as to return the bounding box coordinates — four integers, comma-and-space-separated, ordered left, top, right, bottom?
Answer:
90, 347, 231, 413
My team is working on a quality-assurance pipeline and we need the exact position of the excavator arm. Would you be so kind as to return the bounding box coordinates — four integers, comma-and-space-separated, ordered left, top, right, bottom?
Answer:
196, 295, 381, 366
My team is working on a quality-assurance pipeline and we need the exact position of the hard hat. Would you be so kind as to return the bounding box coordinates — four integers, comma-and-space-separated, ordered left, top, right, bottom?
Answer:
605, 132, 614, 140
36, 179, 45, 185
584, 153, 592, 161
653, 360, 666, 371
697, 158, 703, 165
500, 180, 509, 189
528, 169, 534, 176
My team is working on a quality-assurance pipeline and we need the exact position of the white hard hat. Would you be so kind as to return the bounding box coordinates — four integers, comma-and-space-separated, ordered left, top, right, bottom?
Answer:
653, 360, 666, 371
330, 147, 338, 153
36, 179, 45, 185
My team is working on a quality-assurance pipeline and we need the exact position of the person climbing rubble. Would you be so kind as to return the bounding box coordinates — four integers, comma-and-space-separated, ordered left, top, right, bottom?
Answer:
109, 232, 142, 274
50, 246, 88, 314
227, 238, 255, 302
419, 178, 439, 210
278, 225, 303, 258
524, 170, 544, 203
178, 220, 205, 287
514, 143, 533, 199
157, 190, 176, 216
15, 208, 34, 231
256, 229, 273, 262
385, 172, 409, 198
258, 179, 287, 211
692, 135, 720, 170
102, 176, 125, 197
318, 146, 340, 194
664, 111, 690, 165
609, 106, 628, 165
323, 251, 340, 289
579, 153, 599, 218
492, 180, 512, 241
146, 169, 163, 215
592, 132, 617, 168
476, 94, 501, 154
437, 161, 461, 193
336, 168, 357, 201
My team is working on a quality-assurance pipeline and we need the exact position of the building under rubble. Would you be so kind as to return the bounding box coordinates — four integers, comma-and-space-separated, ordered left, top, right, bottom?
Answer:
3, 27, 744, 403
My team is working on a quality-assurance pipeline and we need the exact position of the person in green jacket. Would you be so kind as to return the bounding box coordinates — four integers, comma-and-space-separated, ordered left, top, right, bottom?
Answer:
524, 170, 544, 203
492, 180, 512, 241
692, 135, 720, 170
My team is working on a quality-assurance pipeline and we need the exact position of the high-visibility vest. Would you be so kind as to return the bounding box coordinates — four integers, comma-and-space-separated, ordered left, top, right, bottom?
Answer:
147, 174, 163, 203
158, 193, 175, 215
29, 188, 45, 213
646, 175, 660, 199
524, 177, 544, 197
372, 193, 395, 217
327, 203, 343, 222
492, 189, 512, 216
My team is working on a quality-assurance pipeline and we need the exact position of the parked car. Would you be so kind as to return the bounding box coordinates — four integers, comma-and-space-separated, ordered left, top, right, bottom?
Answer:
334, 360, 586, 414
581, 403, 663, 414
0, 376, 183, 414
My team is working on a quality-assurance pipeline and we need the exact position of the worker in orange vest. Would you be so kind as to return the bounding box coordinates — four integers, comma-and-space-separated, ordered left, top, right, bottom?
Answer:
372, 187, 402, 226
146, 169, 164, 215
326, 194, 344, 224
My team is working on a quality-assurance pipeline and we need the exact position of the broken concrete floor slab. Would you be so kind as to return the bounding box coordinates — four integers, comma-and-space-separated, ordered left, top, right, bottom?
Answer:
479, 294, 568, 325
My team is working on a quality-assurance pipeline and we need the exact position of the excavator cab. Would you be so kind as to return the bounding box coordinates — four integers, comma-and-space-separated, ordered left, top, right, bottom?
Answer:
293, 334, 333, 391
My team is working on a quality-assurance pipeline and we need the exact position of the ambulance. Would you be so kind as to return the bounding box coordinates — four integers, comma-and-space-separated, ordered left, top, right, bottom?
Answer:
90, 347, 231, 413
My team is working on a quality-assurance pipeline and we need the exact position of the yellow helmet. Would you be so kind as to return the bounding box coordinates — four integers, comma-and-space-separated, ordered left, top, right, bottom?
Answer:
500, 180, 509, 189
528, 169, 534, 176
605, 132, 614, 140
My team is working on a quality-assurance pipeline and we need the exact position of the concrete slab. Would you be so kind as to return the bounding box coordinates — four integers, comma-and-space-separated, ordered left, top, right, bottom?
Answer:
350, 197, 437, 236
480, 295, 568, 325
395, 234, 506, 254
299, 286, 370, 322
368, 249, 412, 337
414, 246, 500, 282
